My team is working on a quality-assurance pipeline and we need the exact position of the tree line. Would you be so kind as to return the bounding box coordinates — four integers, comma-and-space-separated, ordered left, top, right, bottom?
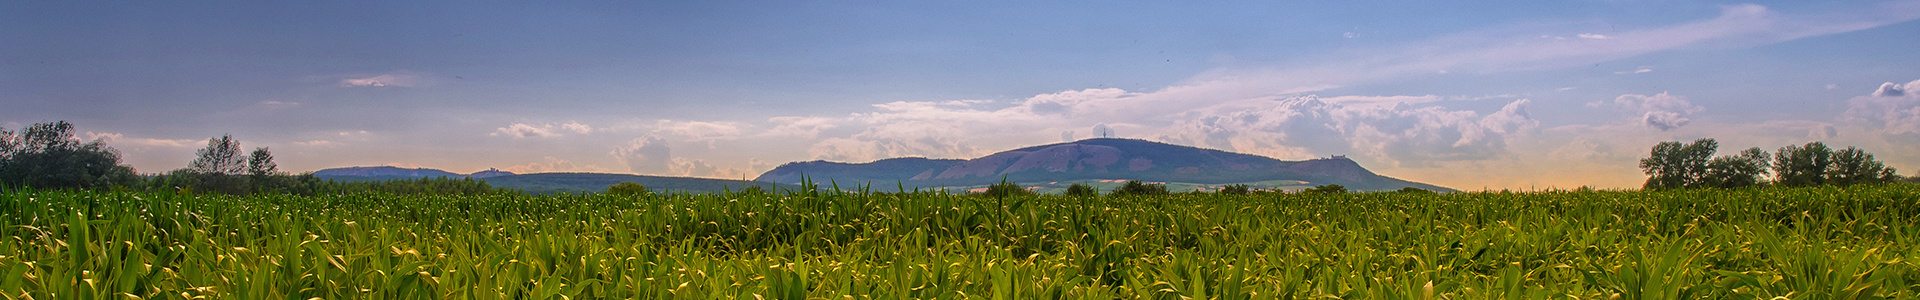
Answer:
1639, 138, 1903, 190
1, 121, 510, 195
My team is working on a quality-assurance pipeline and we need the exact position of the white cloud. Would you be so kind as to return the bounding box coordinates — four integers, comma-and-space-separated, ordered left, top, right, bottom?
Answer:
339, 71, 422, 87
611, 135, 672, 175
668, 157, 717, 178
1592, 92, 1705, 131
1169, 96, 1538, 167
1614, 67, 1654, 75
494, 123, 555, 138
83, 131, 196, 148
560, 122, 592, 134
492, 122, 594, 138
1845, 79, 1920, 135
764, 116, 840, 138
293, 140, 335, 146
505, 156, 608, 173
651, 120, 744, 143
1577, 33, 1610, 40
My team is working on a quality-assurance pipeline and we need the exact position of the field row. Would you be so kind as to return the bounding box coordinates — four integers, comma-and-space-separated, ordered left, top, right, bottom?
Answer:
2, 186, 1918, 298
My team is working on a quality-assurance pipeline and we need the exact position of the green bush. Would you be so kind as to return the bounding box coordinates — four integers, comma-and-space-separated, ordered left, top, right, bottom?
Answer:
1219, 184, 1251, 195
1063, 183, 1098, 197
606, 181, 650, 196
981, 179, 1034, 198
1109, 180, 1168, 196
1302, 184, 1347, 194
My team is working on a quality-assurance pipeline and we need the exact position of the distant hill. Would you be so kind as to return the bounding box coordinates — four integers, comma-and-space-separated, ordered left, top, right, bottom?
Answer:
311, 166, 796, 194
313, 166, 480, 182
480, 173, 800, 195
756, 138, 1454, 192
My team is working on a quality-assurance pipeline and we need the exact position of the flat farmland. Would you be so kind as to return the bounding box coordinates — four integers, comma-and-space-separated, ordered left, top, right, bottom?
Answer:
2, 185, 1917, 299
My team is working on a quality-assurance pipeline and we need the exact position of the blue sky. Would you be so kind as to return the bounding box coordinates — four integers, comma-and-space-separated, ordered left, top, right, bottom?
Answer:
5, 1, 1920, 189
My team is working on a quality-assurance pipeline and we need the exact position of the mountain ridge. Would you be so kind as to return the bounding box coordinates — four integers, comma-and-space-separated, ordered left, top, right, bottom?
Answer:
756, 138, 1453, 192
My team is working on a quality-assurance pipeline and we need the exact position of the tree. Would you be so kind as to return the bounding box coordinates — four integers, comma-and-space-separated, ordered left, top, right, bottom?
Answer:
1827, 146, 1898, 186
0, 126, 16, 162
1701, 147, 1770, 189
1219, 184, 1251, 195
1109, 180, 1168, 196
1302, 184, 1347, 194
1772, 142, 1834, 187
607, 181, 650, 196
982, 179, 1033, 198
1395, 187, 1436, 194
1063, 183, 1098, 197
190, 135, 247, 175
1639, 139, 1717, 189
247, 147, 277, 176
0, 121, 139, 189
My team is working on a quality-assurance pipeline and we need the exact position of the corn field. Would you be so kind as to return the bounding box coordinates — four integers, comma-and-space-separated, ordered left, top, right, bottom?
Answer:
2, 185, 1918, 299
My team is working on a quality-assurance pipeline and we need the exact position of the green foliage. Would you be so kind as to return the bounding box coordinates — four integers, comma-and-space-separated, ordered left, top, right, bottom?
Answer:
1395, 187, 1436, 194
1218, 184, 1251, 195
606, 181, 650, 196
1063, 183, 1098, 197
0, 121, 140, 189
1701, 147, 1771, 189
5, 186, 1918, 298
1828, 146, 1899, 186
1108, 180, 1168, 196
246, 147, 277, 176
1773, 142, 1835, 187
1641, 139, 1901, 190
1640, 138, 1759, 189
1302, 184, 1347, 194
189, 134, 247, 175
1769, 142, 1900, 187
981, 179, 1034, 198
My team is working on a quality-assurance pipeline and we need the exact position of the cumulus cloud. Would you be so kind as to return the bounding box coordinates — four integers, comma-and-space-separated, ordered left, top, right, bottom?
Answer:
1845, 79, 1920, 135
492, 122, 593, 138
1592, 92, 1705, 131
1091, 124, 1114, 138
1162, 96, 1537, 167
612, 135, 673, 174
339, 71, 423, 87
668, 158, 717, 177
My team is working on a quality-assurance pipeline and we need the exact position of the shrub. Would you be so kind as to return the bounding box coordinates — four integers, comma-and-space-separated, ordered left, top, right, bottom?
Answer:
982, 179, 1034, 198
1302, 184, 1347, 194
607, 182, 650, 196
1219, 184, 1251, 195
1063, 183, 1098, 197
1109, 180, 1168, 196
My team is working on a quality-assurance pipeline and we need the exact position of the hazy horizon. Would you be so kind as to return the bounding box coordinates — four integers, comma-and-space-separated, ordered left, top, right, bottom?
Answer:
6, 2, 1920, 190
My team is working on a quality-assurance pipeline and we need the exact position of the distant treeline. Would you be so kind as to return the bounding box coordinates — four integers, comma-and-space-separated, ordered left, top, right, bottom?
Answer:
0, 121, 513, 195
1639, 138, 1907, 190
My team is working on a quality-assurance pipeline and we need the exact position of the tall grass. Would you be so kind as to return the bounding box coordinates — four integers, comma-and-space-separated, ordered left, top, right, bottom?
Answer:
1, 185, 1917, 298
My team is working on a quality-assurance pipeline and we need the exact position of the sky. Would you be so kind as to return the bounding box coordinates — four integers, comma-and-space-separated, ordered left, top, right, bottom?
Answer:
5, 1, 1920, 190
